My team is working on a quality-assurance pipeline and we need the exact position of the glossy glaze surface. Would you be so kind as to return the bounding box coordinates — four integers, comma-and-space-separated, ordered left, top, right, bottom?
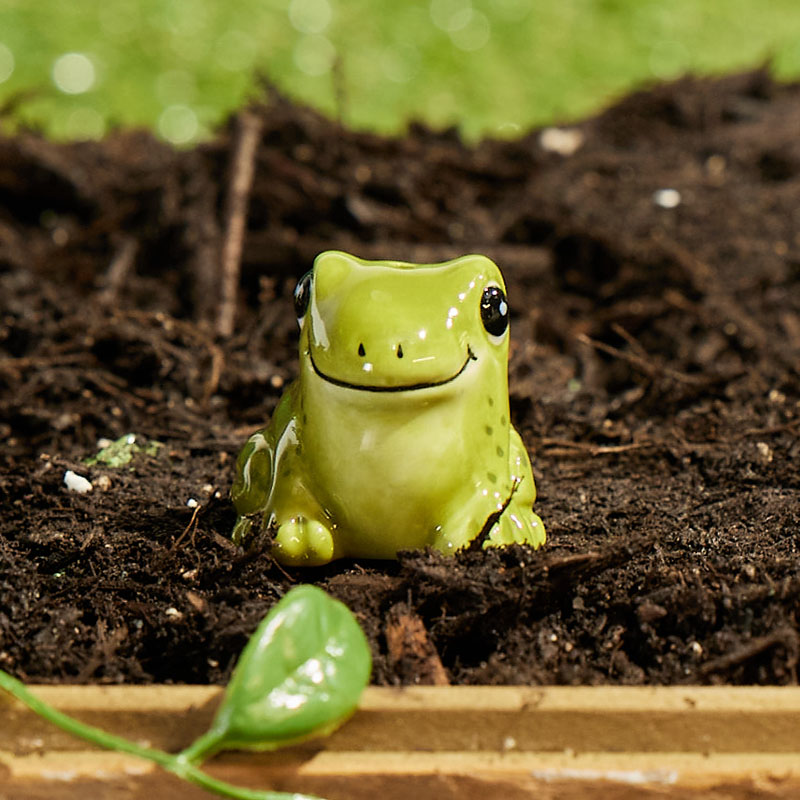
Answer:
231, 250, 545, 565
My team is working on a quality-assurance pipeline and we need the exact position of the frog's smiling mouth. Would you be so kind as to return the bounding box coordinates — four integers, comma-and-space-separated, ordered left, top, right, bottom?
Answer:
309, 347, 477, 392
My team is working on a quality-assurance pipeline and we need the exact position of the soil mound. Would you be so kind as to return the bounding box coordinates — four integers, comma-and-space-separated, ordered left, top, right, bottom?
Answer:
1, 72, 798, 686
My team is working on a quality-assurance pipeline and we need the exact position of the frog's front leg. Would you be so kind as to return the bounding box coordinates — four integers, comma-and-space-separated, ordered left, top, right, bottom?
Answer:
429, 489, 503, 554
431, 431, 546, 554
485, 429, 546, 549
270, 515, 336, 566
484, 502, 546, 548
231, 417, 338, 566
430, 485, 544, 554
267, 461, 340, 565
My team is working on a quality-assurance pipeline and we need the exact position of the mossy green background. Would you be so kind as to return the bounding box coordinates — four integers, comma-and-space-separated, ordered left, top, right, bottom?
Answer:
2, 0, 800, 142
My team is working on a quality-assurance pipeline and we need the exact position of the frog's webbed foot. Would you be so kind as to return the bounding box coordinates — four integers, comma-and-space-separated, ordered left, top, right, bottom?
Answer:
272, 516, 335, 566
485, 506, 545, 549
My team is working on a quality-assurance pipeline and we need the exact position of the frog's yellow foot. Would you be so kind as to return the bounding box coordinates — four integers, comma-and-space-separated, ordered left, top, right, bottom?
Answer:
486, 508, 546, 549
272, 516, 335, 566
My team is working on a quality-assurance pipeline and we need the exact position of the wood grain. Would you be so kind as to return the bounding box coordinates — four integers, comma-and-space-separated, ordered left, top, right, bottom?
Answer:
2, 686, 800, 799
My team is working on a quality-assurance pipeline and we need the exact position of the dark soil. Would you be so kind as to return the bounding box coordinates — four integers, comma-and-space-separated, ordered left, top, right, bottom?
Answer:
1, 71, 799, 687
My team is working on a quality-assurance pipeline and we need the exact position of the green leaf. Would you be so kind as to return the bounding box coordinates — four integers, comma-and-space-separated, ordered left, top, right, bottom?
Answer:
84, 433, 162, 467
181, 585, 371, 763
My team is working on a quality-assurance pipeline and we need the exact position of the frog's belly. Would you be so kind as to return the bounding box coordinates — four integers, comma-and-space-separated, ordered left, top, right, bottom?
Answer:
305, 404, 489, 557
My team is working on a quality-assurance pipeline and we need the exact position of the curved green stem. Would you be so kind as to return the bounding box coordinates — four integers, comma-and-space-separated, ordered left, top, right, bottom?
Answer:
0, 669, 320, 800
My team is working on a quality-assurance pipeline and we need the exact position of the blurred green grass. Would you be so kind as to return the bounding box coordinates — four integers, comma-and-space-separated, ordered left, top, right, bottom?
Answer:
2, 0, 800, 143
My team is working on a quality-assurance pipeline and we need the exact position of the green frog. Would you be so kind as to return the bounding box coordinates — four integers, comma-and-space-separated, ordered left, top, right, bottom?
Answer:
231, 251, 545, 565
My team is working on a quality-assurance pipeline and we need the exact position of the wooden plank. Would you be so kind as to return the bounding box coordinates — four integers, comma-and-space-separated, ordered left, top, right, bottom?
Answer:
2, 686, 800, 799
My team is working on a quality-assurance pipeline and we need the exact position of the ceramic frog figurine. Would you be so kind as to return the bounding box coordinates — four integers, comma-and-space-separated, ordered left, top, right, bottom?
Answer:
231, 251, 545, 565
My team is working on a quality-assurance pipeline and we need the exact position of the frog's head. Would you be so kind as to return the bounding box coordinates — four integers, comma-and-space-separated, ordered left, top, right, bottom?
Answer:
294, 251, 510, 393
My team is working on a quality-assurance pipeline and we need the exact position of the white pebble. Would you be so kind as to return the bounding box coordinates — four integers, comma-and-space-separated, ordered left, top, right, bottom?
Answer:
653, 188, 682, 209
63, 470, 93, 493
96, 438, 113, 449
756, 442, 773, 463
201, 483, 214, 495
539, 126, 584, 156
186, 498, 199, 508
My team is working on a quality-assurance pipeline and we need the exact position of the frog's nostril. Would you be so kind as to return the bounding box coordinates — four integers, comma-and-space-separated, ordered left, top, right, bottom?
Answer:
358, 343, 366, 357
397, 344, 404, 359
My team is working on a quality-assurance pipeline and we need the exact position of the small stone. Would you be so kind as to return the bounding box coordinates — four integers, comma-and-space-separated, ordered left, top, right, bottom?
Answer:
201, 483, 214, 495
63, 470, 92, 493
539, 127, 584, 156
690, 641, 703, 656
186, 498, 199, 508
653, 188, 682, 209
637, 601, 668, 624
185, 591, 206, 612
94, 474, 112, 491
756, 442, 773, 464
768, 389, 786, 404
165, 607, 182, 619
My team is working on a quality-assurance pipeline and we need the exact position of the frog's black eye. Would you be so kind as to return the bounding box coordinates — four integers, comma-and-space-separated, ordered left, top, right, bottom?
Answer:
480, 286, 509, 337
293, 270, 313, 322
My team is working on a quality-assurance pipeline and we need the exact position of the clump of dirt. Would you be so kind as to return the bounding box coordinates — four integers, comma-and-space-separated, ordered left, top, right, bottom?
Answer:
1, 72, 799, 686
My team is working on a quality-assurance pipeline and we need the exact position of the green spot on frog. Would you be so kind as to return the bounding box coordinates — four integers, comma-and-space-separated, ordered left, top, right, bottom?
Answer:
231, 250, 545, 564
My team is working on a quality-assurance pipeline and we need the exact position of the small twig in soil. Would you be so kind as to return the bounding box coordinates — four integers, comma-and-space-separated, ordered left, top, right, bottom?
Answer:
540, 438, 659, 457
171, 503, 202, 552
466, 477, 522, 552
699, 627, 799, 677
216, 110, 264, 338
609, 322, 650, 360
200, 342, 225, 406
269, 555, 296, 584
97, 236, 139, 306
576, 333, 702, 385
544, 551, 604, 576
0, 352, 95, 375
